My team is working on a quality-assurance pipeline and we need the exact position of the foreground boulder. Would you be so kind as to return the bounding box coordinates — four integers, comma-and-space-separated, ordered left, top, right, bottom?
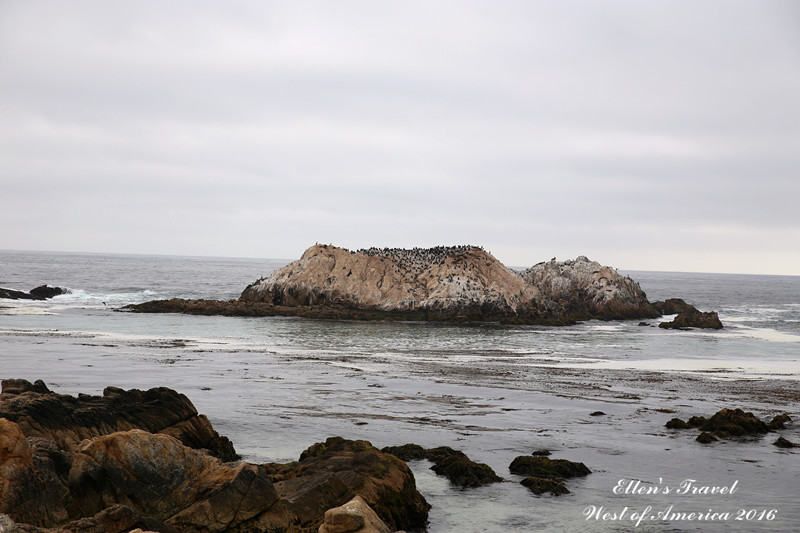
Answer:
0, 379, 237, 461
666, 409, 791, 441
1, 383, 429, 533
318, 496, 391, 533
280, 437, 429, 531
0, 285, 67, 300
69, 429, 285, 532
381, 443, 502, 488
509, 455, 591, 496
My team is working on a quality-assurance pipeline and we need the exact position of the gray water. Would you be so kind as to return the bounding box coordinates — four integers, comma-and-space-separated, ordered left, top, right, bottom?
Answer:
1, 250, 799, 532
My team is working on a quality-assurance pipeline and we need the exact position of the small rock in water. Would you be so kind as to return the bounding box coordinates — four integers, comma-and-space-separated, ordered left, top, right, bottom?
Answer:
665, 418, 691, 429
773, 437, 799, 449
696, 432, 718, 444
589, 411, 606, 417
381, 443, 427, 461
510, 455, 590, 497
531, 449, 551, 457
768, 413, 791, 430
521, 476, 570, 496
381, 444, 502, 488
509, 456, 591, 479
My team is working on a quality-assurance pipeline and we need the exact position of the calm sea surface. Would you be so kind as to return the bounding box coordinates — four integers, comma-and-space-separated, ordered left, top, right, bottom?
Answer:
1, 250, 799, 532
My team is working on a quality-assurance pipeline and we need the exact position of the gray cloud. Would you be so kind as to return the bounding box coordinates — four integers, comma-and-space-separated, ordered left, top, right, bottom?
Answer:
1, 0, 798, 274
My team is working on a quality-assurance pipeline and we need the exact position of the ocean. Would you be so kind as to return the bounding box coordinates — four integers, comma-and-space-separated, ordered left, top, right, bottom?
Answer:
1, 250, 799, 532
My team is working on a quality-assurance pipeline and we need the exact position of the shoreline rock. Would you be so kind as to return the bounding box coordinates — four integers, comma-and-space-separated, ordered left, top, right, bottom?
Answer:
0, 379, 237, 461
129, 244, 660, 326
1, 381, 430, 533
0, 285, 67, 300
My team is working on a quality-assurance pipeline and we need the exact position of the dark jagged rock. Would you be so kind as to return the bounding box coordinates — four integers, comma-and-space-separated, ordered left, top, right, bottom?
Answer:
0, 285, 67, 300
773, 437, 799, 448
768, 413, 791, 430
0, 418, 70, 527
696, 432, 718, 444
130, 244, 659, 325
1, 384, 429, 533
0, 506, 176, 533
509, 456, 591, 479
279, 437, 429, 532
509, 455, 590, 497
665, 418, 691, 429
28, 285, 68, 299
700, 408, 769, 437
0, 379, 237, 461
381, 443, 502, 488
687, 416, 708, 427
426, 447, 503, 488
651, 298, 698, 315
0, 288, 31, 300
68, 429, 283, 532
380, 443, 428, 462
659, 309, 723, 330
520, 476, 571, 496
665, 408, 788, 442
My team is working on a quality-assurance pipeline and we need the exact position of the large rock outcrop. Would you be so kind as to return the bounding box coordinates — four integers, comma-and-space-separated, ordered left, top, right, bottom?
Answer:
234, 244, 658, 324
0, 379, 237, 461
0, 381, 429, 533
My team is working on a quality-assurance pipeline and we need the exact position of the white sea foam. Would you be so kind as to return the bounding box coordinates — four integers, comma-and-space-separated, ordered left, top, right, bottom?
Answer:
732, 324, 800, 343
51, 288, 159, 307
0, 306, 55, 316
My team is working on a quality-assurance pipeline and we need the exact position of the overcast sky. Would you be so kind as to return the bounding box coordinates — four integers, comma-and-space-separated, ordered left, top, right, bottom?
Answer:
1, 1, 798, 274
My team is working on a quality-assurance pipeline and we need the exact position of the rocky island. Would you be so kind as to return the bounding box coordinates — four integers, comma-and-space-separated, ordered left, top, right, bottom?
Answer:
129, 244, 664, 325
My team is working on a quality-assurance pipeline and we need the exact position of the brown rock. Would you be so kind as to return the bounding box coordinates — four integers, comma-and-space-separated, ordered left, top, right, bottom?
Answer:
699, 408, 769, 437
278, 437, 429, 532
318, 496, 391, 533
696, 432, 718, 444
665, 418, 691, 429
381, 443, 502, 488
509, 456, 591, 479
651, 298, 698, 315
0, 418, 70, 527
2, 385, 429, 533
0, 380, 237, 461
520, 476, 570, 496
768, 413, 791, 430
659, 309, 723, 330
773, 437, 798, 449
68, 429, 280, 532
425, 447, 502, 488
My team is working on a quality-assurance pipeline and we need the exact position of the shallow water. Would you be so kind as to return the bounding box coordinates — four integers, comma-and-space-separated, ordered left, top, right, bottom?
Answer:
1, 251, 799, 531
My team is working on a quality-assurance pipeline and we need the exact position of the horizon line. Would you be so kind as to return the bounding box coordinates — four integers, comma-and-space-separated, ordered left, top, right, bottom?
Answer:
1, 246, 797, 278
